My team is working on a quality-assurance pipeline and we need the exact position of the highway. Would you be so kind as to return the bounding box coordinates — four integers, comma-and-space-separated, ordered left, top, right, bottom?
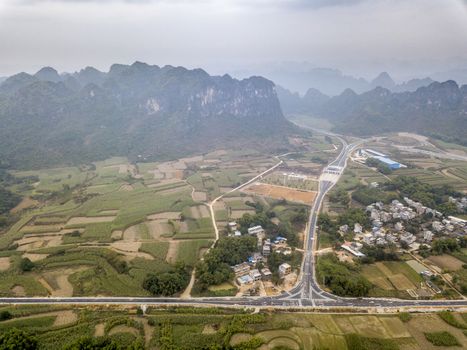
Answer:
1, 135, 467, 310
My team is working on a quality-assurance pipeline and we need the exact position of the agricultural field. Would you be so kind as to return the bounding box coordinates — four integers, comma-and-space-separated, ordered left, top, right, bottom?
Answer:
361, 261, 427, 299
244, 183, 316, 205
0, 305, 466, 349
1, 155, 224, 297
1, 135, 333, 298
261, 171, 319, 191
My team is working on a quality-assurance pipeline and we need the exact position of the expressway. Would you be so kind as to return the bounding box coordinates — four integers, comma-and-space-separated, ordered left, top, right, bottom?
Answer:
1, 135, 467, 310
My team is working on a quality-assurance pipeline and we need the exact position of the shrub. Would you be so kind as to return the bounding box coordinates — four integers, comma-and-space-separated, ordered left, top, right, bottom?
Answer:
0, 328, 38, 349
424, 331, 460, 346
19, 258, 34, 272
0, 311, 12, 321
438, 311, 467, 329
398, 312, 411, 323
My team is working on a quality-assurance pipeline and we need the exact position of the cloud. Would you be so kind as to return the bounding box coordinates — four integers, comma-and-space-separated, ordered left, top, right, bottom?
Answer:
13, 0, 366, 8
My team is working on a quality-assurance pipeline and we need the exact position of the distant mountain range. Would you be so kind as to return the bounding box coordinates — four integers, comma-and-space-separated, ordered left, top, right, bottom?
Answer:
243, 65, 436, 96
0, 62, 294, 169
280, 81, 467, 145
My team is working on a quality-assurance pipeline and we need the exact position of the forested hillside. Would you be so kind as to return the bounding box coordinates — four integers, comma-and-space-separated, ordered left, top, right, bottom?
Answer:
0, 62, 295, 169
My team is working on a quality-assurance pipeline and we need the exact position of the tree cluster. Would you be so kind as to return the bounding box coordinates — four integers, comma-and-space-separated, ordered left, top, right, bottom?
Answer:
194, 236, 256, 291
317, 254, 371, 297
143, 262, 190, 296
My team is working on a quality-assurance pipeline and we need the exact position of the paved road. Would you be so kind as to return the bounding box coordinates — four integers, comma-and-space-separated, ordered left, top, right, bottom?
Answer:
1, 134, 467, 310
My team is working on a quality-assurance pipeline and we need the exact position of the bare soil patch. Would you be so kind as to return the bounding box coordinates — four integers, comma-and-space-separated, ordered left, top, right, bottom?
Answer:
10, 197, 39, 214
67, 216, 115, 225
119, 184, 133, 192
146, 220, 174, 239
22, 253, 49, 262
0, 257, 10, 271
122, 225, 140, 241
244, 183, 316, 204
53, 310, 77, 326
111, 230, 123, 240
11, 285, 26, 296
40, 267, 88, 297
94, 323, 105, 337
111, 241, 141, 253
166, 241, 180, 263
15, 235, 63, 251
427, 255, 464, 271
193, 191, 207, 201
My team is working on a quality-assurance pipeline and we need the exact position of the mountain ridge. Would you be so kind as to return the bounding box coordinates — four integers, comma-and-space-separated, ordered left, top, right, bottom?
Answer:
284, 80, 467, 145
0, 62, 295, 169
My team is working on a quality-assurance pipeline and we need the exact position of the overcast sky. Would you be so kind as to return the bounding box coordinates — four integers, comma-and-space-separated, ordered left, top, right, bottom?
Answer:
1, 0, 467, 80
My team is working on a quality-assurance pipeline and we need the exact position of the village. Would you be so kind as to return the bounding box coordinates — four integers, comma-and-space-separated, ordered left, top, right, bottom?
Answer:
227, 222, 298, 297
340, 196, 467, 257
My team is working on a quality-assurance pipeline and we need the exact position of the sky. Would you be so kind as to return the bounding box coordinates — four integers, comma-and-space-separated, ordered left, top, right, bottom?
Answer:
1, 0, 467, 81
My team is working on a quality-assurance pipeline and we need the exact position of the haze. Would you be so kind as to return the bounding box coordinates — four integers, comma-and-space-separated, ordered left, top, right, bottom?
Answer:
1, 0, 467, 81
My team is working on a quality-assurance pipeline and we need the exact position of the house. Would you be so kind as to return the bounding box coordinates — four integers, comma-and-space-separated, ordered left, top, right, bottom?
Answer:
432, 221, 443, 232
354, 223, 362, 234
341, 242, 365, 257
237, 275, 253, 285
363, 233, 375, 245
423, 230, 433, 242
394, 222, 404, 232
234, 230, 242, 237
262, 239, 271, 256
261, 268, 272, 281
339, 225, 349, 234
248, 253, 263, 264
248, 225, 265, 236
400, 232, 416, 245
232, 262, 250, 277
228, 222, 237, 231
249, 269, 262, 281
274, 236, 287, 244
278, 263, 292, 277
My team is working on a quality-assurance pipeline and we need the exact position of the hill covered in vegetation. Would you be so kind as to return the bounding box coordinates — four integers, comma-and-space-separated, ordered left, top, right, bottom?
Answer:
0, 62, 295, 169
279, 81, 467, 145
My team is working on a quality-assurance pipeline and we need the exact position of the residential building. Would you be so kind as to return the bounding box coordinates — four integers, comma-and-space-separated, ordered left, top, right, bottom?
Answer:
261, 268, 272, 281
278, 263, 292, 277
354, 223, 362, 234
249, 269, 262, 281
232, 262, 250, 277
248, 225, 265, 236
237, 275, 253, 285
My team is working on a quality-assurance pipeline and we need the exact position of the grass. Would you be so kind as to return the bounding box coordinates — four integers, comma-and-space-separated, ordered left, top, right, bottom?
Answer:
176, 239, 213, 266
438, 311, 467, 329
139, 242, 169, 260
345, 334, 399, 350
424, 331, 460, 346
398, 313, 411, 323
0, 315, 56, 331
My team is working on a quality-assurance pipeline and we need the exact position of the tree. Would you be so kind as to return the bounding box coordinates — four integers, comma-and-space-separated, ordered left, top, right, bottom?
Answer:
19, 258, 34, 272
0, 311, 12, 321
432, 238, 459, 255
0, 329, 38, 350
143, 263, 189, 296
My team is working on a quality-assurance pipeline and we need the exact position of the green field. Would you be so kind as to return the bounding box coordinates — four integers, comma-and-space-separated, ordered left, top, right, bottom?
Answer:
0, 305, 465, 350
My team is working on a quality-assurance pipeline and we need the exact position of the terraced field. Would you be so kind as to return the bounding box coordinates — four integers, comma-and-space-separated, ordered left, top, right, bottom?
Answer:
0, 305, 465, 349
